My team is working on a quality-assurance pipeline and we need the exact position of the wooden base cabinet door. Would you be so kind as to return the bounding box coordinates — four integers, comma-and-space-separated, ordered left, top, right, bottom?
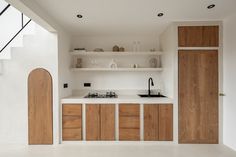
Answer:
119, 104, 140, 141
86, 104, 115, 141
100, 104, 115, 140
144, 105, 159, 141
179, 50, 219, 144
62, 104, 82, 141
159, 104, 173, 141
86, 104, 100, 140
144, 104, 173, 141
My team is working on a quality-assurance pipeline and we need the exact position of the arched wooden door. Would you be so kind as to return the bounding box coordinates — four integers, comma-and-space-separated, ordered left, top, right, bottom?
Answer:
28, 68, 53, 144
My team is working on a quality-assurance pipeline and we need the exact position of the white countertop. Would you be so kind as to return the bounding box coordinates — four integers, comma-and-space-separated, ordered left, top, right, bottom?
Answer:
61, 94, 173, 104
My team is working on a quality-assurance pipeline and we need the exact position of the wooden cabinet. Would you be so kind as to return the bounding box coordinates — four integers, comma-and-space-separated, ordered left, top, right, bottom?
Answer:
178, 26, 219, 47
159, 104, 173, 141
86, 104, 100, 140
62, 103, 173, 142
144, 105, 159, 140
178, 50, 219, 144
144, 104, 173, 141
100, 105, 116, 140
202, 26, 219, 47
119, 104, 140, 141
86, 104, 115, 141
62, 104, 82, 141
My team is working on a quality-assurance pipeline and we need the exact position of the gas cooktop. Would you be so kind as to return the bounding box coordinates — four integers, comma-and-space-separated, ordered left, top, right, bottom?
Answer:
84, 91, 118, 98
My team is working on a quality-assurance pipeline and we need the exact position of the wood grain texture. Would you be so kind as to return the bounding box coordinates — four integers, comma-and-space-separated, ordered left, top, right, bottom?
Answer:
144, 104, 159, 141
63, 116, 82, 128
178, 26, 219, 47
62, 104, 82, 140
178, 26, 203, 47
119, 129, 140, 141
202, 26, 219, 47
100, 104, 115, 140
63, 104, 82, 116
62, 128, 82, 141
119, 116, 140, 129
28, 68, 53, 145
86, 104, 100, 140
178, 50, 219, 144
119, 104, 140, 116
86, 104, 115, 141
159, 104, 173, 141
119, 104, 140, 141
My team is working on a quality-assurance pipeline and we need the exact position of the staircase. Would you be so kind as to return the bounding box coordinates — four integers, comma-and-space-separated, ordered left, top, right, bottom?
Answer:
0, 0, 35, 74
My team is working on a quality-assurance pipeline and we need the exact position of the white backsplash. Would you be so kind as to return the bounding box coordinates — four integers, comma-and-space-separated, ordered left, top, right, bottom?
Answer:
72, 72, 166, 94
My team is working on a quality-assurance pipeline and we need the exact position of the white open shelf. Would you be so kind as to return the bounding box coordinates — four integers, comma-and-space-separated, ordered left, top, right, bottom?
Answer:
70, 51, 162, 56
71, 68, 163, 72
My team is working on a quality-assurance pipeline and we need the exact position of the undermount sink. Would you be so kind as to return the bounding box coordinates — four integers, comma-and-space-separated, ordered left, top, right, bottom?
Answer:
138, 94, 166, 98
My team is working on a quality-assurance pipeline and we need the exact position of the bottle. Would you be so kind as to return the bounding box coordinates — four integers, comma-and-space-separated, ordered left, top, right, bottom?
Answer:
133, 41, 137, 52
75, 58, 82, 68
137, 41, 140, 52
109, 59, 117, 68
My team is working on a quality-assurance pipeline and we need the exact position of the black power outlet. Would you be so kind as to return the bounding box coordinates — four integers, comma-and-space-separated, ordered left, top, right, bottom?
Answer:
84, 83, 91, 87
63, 83, 68, 88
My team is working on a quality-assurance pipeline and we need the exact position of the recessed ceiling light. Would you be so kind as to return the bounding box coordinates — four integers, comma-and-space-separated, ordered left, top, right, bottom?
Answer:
157, 13, 164, 17
77, 14, 83, 18
207, 4, 215, 9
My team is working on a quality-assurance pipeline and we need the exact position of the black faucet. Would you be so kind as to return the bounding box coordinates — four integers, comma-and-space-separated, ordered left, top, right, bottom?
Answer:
148, 77, 154, 96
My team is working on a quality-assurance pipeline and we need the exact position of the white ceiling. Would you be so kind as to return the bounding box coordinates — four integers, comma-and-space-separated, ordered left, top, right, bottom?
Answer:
32, 0, 236, 36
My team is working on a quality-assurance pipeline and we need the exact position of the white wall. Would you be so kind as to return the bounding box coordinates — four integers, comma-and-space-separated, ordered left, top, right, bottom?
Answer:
159, 24, 178, 143
0, 25, 58, 144
0, 3, 35, 59
72, 35, 164, 91
58, 31, 72, 96
160, 25, 176, 99
223, 14, 236, 151
72, 35, 159, 52
9, 0, 73, 99
73, 72, 163, 91
6, 0, 73, 144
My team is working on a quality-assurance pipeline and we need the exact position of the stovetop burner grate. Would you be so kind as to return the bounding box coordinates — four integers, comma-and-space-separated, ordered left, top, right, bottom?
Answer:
84, 91, 118, 98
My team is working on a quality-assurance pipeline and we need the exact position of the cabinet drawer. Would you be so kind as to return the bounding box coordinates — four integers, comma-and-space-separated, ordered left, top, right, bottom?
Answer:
63, 116, 82, 128
63, 104, 82, 116
62, 128, 82, 141
119, 116, 140, 129
119, 128, 140, 141
119, 104, 140, 116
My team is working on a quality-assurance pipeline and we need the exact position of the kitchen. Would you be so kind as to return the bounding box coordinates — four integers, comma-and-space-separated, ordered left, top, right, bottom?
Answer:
50, 23, 219, 144
1, 0, 236, 156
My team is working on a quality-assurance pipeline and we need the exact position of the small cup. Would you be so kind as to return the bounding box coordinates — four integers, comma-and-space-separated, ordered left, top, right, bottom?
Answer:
119, 47, 125, 52
133, 64, 138, 68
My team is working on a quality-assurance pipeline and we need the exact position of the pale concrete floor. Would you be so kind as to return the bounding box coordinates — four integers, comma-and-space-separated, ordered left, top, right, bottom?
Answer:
0, 144, 236, 157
